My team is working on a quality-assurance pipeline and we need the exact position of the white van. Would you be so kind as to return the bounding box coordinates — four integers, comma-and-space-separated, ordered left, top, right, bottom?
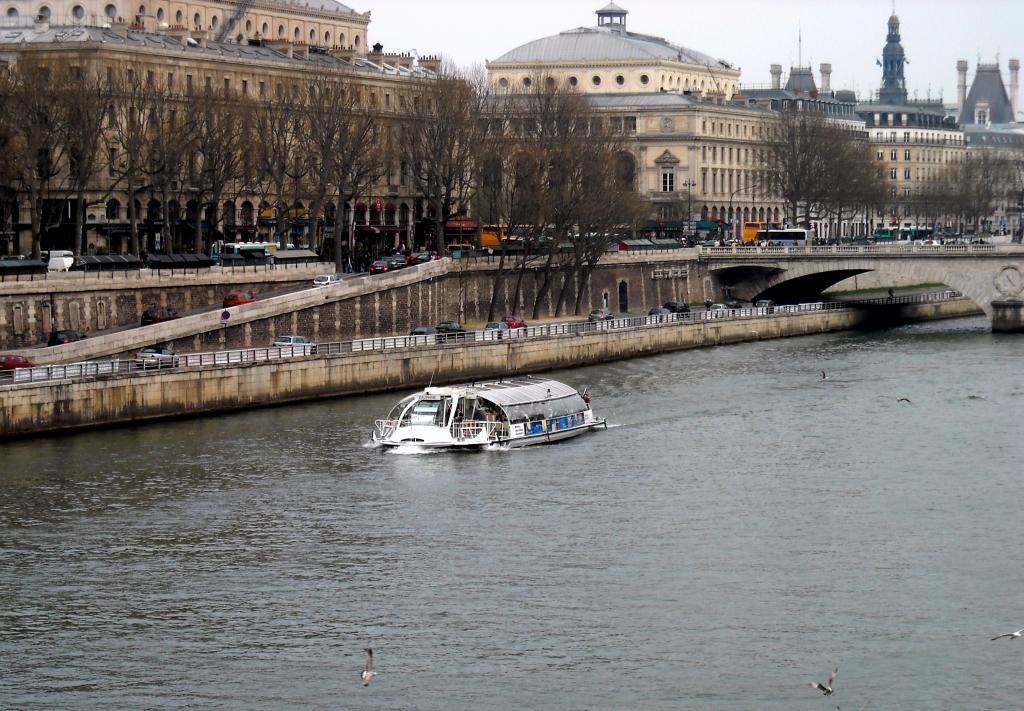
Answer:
47, 250, 75, 272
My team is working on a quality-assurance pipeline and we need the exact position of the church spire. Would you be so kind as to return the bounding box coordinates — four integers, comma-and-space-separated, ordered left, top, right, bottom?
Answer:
879, 12, 908, 104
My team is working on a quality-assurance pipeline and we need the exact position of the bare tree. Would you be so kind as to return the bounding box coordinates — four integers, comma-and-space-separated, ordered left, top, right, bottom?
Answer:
4, 57, 66, 258
54, 62, 112, 255
402, 64, 486, 254
190, 86, 249, 254
250, 86, 305, 251
108, 66, 153, 255
141, 77, 194, 253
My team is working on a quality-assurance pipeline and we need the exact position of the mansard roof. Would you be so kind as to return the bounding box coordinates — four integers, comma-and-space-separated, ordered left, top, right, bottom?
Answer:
961, 64, 1014, 124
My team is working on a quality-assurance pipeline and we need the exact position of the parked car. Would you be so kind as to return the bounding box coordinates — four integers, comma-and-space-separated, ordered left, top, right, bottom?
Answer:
709, 303, 730, 317
0, 354, 34, 370
312, 274, 342, 287
386, 255, 407, 270
369, 259, 392, 275
410, 325, 437, 336
502, 315, 527, 329
136, 346, 180, 368
141, 306, 180, 325
47, 330, 88, 346
223, 291, 256, 307
272, 335, 311, 347
662, 301, 690, 314
648, 307, 672, 318
755, 299, 776, 313
588, 307, 614, 322
485, 321, 510, 338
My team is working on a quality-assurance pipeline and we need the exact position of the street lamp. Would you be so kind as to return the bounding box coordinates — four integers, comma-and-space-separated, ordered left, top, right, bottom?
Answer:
682, 179, 696, 238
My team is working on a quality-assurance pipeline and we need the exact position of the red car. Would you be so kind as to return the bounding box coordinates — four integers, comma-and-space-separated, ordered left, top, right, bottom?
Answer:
223, 291, 256, 307
503, 315, 527, 329
0, 354, 34, 370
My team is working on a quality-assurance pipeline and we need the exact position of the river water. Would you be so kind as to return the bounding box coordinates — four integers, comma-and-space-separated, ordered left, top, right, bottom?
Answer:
2, 315, 1023, 710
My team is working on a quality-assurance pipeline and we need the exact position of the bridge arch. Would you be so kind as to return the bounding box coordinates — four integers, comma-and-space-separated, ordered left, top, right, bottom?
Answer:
702, 246, 1024, 331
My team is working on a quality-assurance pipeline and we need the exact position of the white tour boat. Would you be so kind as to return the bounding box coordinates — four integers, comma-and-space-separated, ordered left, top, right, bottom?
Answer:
372, 376, 606, 449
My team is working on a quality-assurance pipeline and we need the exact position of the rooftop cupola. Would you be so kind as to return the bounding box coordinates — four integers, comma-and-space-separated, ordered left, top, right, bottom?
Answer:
596, 2, 628, 33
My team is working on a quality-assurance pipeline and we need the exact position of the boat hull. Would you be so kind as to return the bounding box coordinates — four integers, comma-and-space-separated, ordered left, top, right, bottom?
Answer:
375, 419, 606, 450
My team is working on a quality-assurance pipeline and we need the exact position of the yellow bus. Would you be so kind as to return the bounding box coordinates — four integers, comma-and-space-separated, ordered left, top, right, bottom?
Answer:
742, 221, 767, 243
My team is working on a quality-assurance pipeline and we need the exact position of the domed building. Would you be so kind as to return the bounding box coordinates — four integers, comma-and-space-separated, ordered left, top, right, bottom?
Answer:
486, 3, 781, 241
487, 3, 740, 99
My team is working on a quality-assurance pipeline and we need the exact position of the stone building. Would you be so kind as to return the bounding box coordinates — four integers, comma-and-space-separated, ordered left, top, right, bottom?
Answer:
486, 3, 780, 240
0, 1, 439, 257
2, 0, 369, 49
855, 12, 966, 233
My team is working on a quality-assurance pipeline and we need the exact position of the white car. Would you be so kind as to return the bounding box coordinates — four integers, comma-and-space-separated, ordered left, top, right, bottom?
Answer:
313, 274, 342, 287
136, 347, 180, 368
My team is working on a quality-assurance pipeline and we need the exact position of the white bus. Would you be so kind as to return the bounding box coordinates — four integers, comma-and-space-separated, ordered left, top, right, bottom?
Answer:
755, 228, 811, 246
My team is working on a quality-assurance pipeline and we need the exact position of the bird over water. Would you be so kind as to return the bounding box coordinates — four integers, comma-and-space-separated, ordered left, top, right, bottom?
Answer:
991, 628, 1024, 641
361, 648, 377, 686
809, 667, 838, 695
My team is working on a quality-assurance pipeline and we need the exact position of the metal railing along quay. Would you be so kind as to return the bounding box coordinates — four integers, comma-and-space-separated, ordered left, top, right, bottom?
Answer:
0, 291, 963, 389
698, 243, 1023, 257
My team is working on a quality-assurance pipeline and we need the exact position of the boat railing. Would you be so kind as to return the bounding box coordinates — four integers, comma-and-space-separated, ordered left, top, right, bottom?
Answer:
452, 420, 507, 441
374, 418, 399, 439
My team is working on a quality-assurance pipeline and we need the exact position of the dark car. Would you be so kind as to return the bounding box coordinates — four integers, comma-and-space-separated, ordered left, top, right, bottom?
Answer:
223, 291, 256, 307
436, 321, 467, 342
663, 301, 690, 314
47, 330, 87, 346
406, 251, 436, 265
588, 307, 614, 322
724, 299, 744, 309
648, 307, 672, 318
386, 255, 407, 270
369, 259, 392, 275
755, 299, 776, 313
141, 306, 180, 325
410, 325, 437, 336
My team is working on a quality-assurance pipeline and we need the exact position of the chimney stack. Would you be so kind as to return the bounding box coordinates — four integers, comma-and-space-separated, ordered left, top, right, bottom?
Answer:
770, 64, 782, 90
957, 59, 969, 118
1009, 58, 1020, 121
819, 62, 832, 93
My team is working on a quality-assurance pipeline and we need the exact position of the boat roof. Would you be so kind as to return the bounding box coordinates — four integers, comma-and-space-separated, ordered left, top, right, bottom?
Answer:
424, 377, 579, 406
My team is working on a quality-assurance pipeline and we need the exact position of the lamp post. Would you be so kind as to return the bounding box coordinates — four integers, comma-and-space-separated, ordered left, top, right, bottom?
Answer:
682, 179, 696, 239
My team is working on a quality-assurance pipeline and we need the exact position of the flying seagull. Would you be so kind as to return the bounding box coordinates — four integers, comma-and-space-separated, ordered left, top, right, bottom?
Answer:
361, 648, 377, 686
992, 628, 1024, 641
897, 397, 912, 404
820, 370, 827, 380
809, 667, 838, 695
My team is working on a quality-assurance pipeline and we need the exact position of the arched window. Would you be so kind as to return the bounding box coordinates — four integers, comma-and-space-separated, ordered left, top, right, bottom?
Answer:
522, 77, 531, 87
498, 77, 508, 89
147, 198, 161, 221
193, 12, 200, 28
6, 7, 17, 16
277, 24, 284, 37
545, 77, 555, 89
592, 75, 601, 86
105, 3, 117, 18
324, 30, 330, 44
175, 9, 182, 23
353, 35, 360, 48
339, 32, 345, 46
210, 14, 217, 29
105, 199, 120, 220
293, 26, 300, 40
309, 28, 315, 41
155, 7, 163, 21
568, 76, 578, 87
261, 22, 268, 35
38, 5, 51, 18
245, 19, 251, 32
72, 4, 84, 19
240, 201, 254, 225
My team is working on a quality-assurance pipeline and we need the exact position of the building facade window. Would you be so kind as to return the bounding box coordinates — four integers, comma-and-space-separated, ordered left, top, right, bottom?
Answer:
661, 170, 674, 193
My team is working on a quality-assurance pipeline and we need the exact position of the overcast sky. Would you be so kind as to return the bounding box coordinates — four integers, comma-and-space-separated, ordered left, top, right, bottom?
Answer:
364, 0, 1023, 105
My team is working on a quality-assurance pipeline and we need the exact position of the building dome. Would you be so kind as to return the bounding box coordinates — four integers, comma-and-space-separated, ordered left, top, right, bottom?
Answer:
493, 25, 730, 69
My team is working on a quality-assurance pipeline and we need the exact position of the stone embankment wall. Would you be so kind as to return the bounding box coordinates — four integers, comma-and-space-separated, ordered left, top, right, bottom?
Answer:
0, 299, 979, 438
0, 265, 327, 350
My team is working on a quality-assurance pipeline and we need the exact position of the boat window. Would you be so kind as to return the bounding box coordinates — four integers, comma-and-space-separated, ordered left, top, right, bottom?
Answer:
409, 399, 441, 425
388, 394, 417, 421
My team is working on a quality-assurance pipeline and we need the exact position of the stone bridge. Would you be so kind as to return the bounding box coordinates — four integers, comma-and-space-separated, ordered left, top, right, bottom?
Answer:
701, 243, 1024, 332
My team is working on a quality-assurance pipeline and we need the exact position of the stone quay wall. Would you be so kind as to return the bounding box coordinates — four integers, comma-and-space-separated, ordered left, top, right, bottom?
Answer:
0, 264, 328, 351
0, 298, 979, 438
